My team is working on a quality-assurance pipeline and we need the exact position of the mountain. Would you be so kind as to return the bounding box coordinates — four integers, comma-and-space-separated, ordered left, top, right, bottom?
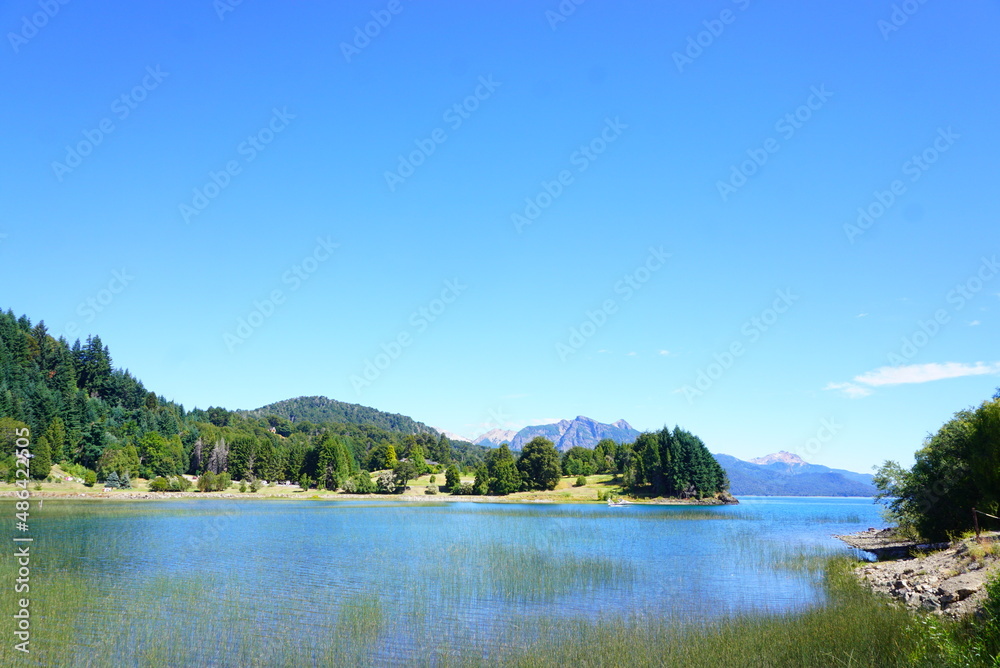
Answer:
715, 451, 877, 496
475, 416, 641, 452
243, 396, 438, 436
474, 428, 519, 448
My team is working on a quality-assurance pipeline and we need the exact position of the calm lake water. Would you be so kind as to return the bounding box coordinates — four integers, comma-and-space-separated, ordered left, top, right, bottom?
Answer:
26, 496, 883, 665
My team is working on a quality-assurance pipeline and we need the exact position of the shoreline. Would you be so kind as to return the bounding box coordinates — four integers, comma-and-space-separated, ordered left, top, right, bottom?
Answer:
6, 489, 738, 506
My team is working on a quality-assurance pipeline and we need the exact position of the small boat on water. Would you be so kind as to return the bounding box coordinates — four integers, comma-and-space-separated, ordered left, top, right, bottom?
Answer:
607, 498, 630, 507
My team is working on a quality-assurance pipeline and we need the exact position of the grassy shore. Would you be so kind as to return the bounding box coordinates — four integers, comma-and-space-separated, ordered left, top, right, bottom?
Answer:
2, 467, 729, 505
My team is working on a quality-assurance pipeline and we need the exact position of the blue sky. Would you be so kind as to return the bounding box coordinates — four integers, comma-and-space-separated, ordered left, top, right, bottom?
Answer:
2, 0, 998, 472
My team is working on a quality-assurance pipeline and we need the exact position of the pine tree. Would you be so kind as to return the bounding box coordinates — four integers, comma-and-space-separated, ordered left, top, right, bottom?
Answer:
29, 434, 52, 480
43, 417, 67, 463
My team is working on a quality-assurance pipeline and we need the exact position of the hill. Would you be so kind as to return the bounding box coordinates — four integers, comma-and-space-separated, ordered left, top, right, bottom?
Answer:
243, 396, 438, 436
715, 452, 877, 496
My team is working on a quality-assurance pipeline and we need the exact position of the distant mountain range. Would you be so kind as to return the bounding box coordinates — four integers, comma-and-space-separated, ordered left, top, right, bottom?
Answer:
714, 451, 877, 497
474, 416, 641, 452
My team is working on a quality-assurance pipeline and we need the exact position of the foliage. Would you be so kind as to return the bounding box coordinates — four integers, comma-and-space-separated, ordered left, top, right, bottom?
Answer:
450, 482, 475, 495
875, 397, 1000, 541
629, 427, 728, 498
83, 470, 96, 487
517, 437, 561, 491
486, 444, 522, 495
375, 470, 396, 494
29, 433, 52, 479
393, 461, 417, 490
0, 307, 494, 495
149, 476, 168, 492
575, 475, 587, 487
445, 464, 460, 490
425, 485, 438, 495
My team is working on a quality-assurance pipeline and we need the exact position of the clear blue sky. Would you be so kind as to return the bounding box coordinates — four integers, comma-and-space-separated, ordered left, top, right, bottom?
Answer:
3, 0, 998, 472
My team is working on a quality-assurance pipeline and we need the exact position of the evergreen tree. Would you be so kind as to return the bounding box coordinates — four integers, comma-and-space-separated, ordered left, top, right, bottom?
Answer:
43, 417, 67, 463
409, 441, 428, 475
488, 444, 522, 495
445, 464, 461, 490
29, 434, 52, 480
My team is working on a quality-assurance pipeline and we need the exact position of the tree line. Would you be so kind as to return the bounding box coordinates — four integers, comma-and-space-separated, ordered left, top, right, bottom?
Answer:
0, 309, 485, 487
875, 389, 1000, 541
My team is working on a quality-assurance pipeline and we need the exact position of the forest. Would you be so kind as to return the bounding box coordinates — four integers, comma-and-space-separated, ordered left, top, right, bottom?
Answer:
0, 308, 729, 500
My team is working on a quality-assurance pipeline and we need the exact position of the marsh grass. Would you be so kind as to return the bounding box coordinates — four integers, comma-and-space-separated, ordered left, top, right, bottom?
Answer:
4, 501, 991, 667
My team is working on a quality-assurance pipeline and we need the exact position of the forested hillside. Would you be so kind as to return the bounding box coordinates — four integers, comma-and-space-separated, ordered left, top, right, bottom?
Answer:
0, 309, 486, 487
243, 396, 438, 435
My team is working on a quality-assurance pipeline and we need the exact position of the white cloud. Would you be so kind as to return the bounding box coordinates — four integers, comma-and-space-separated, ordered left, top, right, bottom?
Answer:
854, 361, 1000, 387
855, 313, 869, 318
826, 361, 1000, 397
627, 351, 637, 357
823, 382, 873, 399
658, 349, 671, 356
969, 320, 981, 326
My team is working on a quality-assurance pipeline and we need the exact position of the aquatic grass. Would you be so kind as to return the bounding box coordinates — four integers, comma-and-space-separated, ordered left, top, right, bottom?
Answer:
7, 498, 982, 667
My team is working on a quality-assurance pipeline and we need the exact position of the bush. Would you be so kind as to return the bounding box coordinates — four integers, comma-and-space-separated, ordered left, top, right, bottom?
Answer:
429, 475, 436, 484
197, 471, 217, 493
149, 476, 168, 492
249, 478, 262, 493
575, 475, 587, 487
299, 473, 310, 491
104, 471, 121, 489
215, 472, 231, 491
119, 473, 132, 489
425, 485, 438, 495
375, 470, 396, 494
168, 476, 191, 492
239, 481, 247, 493
451, 482, 475, 495
350, 472, 376, 494
83, 471, 97, 487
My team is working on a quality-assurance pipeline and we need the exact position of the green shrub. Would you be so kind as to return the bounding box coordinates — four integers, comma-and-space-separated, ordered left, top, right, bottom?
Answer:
249, 478, 262, 493
149, 476, 168, 492
239, 481, 247, 493
425, 485, 438, 495
196, 471, 216, 492
168, 476, 191, 492
575, 475, 587, 487
429, 475, 436, 484
83, 471, 97, 487
451, 482, 474, 495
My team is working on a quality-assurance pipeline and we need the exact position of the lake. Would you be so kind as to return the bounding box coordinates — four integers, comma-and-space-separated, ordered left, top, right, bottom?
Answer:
13, 496, 883, 666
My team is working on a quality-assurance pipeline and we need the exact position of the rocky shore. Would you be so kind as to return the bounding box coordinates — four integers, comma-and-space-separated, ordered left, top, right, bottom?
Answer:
839, 530, 999, 618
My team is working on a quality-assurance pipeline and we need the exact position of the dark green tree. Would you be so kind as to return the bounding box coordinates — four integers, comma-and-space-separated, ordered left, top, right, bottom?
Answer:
29, 434, 52, 480
487, 444, 522, 495
517, 437, 561, 491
